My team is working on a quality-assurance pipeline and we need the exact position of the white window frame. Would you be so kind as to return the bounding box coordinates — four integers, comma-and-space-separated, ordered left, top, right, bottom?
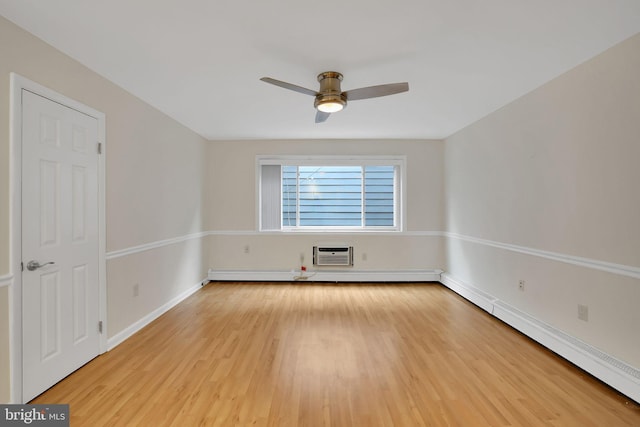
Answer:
257, 155, 406, 232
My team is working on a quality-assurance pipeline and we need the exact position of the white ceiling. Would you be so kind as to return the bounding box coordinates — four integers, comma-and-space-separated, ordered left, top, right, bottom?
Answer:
1, 1, 639, 140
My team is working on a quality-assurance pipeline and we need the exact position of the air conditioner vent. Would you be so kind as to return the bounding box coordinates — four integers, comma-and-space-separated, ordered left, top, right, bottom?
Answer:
313, 246, 353, 266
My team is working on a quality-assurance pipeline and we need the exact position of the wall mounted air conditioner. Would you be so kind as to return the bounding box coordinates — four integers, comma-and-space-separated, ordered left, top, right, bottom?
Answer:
313, 246, 353, 266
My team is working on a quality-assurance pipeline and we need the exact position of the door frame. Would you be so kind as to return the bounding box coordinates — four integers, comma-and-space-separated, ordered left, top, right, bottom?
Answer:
9, 73, 107, 403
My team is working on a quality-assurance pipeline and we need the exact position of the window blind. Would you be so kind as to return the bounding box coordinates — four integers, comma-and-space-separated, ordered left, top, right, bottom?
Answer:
260, 165, 281, 230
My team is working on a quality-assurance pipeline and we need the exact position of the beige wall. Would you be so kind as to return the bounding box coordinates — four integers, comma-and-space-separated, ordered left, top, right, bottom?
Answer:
0, 286, 8, 402
0, 16, 209, 402
206, 139, 445, 272
444, 33, 640, 367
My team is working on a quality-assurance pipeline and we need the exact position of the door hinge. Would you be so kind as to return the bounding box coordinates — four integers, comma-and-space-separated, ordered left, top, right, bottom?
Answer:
21, 261, 24, 272
98, 321, 103, 334
97, 142, 102, 154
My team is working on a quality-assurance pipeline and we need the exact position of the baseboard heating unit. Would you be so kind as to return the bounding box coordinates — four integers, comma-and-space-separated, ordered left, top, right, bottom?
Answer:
207, 269, 442, 283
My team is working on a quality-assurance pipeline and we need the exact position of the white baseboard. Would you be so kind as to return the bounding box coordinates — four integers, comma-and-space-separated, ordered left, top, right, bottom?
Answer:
440, 273, 640, 403
106, 280, 205, 350
208, 269, 443, 283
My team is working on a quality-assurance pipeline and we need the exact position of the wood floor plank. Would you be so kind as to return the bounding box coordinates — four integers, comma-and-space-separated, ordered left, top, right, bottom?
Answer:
32, 282, 640, 426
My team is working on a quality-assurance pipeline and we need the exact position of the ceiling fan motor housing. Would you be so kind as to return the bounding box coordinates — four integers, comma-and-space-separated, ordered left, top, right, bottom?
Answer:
314, 71, 347, 111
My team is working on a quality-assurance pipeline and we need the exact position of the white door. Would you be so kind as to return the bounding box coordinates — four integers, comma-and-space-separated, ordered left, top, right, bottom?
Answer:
21, 90, 101, 402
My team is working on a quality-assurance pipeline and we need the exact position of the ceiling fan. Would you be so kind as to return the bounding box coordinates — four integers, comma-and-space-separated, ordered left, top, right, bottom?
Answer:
260, 71, 409, 123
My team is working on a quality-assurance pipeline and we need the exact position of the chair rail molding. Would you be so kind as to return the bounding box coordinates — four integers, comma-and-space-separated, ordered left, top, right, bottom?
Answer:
106, 231, 211, 260
445, 232, 640, 280
0, 274, 13, 288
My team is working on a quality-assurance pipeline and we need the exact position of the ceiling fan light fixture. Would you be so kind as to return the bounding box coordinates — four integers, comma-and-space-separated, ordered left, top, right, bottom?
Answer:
314, 93, 347, 113
317, 100, 344, 113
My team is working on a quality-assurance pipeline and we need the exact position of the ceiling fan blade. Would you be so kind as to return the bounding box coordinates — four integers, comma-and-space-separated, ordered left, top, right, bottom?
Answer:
344, 82, 409, 101
315, 110, 330, 123
260, 77, 317, 96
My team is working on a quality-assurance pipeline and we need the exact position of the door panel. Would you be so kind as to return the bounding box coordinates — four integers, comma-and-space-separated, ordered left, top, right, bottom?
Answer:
71, 165, 87, 242
40, 270, 61, 361
39, 160, 60, 247
72, 264, 89, 343
22, 90, 100, 402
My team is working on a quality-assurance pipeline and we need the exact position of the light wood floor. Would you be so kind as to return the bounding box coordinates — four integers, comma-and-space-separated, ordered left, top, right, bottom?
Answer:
33, 282, 639, 426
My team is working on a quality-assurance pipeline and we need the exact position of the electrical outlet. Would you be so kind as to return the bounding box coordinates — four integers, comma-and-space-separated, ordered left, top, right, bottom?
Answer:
133, 283, 139, 297
362, 252, 367, 261
578, 304, 589, 322
518, 280, 525, 291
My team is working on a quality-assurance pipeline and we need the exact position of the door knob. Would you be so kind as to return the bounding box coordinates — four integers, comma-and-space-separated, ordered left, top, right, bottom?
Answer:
26, 260, 55, 271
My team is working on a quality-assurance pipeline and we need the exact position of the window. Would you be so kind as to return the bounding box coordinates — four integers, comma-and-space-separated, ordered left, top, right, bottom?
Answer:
259, 156, 404, 231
